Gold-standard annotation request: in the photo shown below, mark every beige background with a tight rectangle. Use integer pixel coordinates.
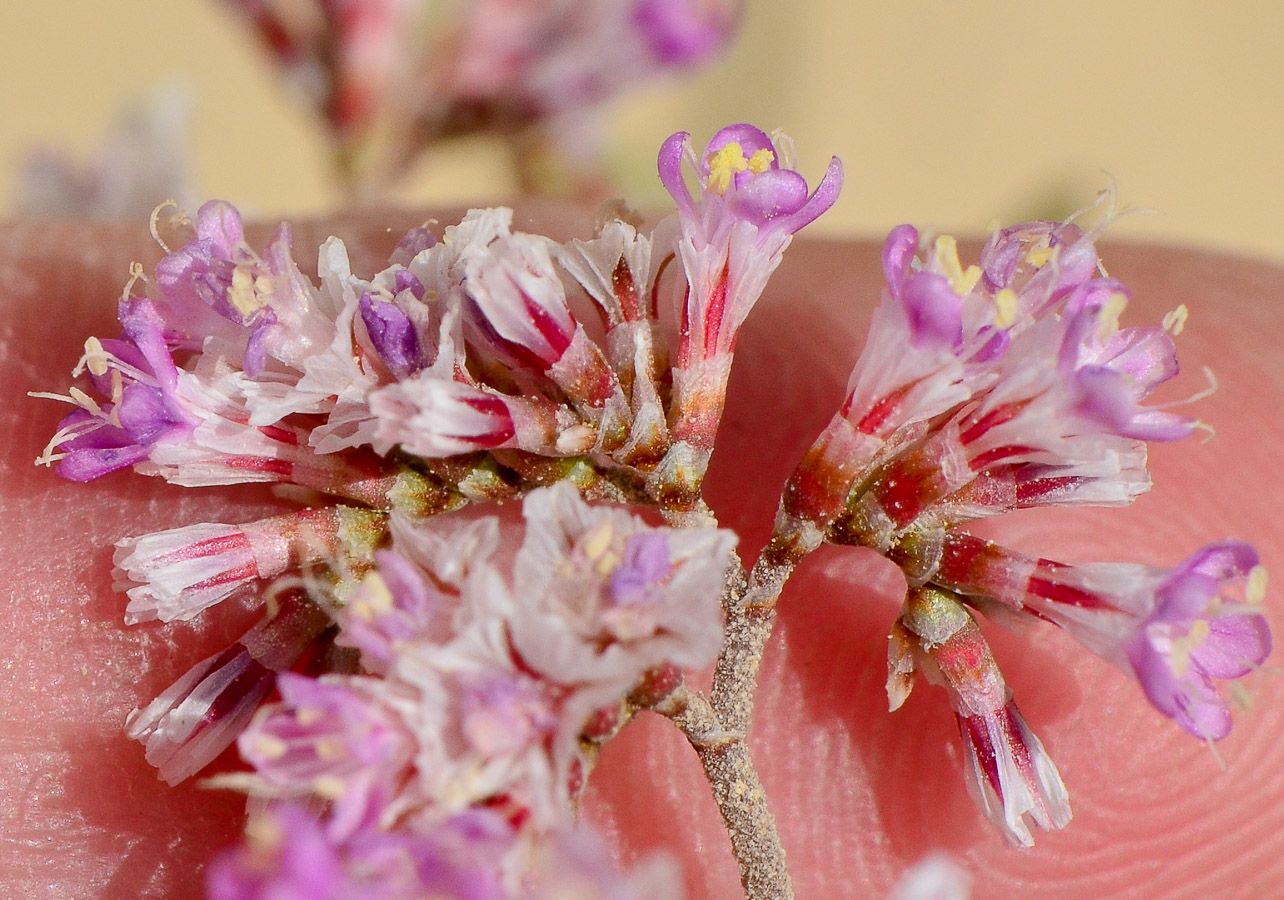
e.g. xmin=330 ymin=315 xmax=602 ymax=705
xmin=2 ymin=1 xmax=1282 ymax=261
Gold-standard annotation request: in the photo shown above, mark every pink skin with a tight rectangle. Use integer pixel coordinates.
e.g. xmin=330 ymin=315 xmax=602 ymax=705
xmin=3 ymin=210 xmax=1282 ymax=899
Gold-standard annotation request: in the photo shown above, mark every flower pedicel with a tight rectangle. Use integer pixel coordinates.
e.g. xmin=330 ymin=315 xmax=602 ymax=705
xmin=36 ymin=125 xmax=1271 ymax=899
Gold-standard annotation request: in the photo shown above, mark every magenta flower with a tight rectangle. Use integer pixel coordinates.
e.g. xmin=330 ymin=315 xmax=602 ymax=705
xmin=240 ymin=673 xmax=416 ymax=839
xmin=932 ymin=532 xmax=1271 ymax=741
xmin=206 ymin=803 xmax=513 ymax=900
xmin=655 ymin=124 xmax=841 ymax=454
xmin=1125 ymin=542 xmax=1271 ymax=740
xmin=658 ymin=123 xmax=842 ymax=241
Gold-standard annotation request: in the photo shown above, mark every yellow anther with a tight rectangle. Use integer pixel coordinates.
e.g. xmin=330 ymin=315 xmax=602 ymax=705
xmin=1188 ymin=618 xmax=1211 ymax=647
xmin=313 ymin=776 xmax=347 ymax=799
xmin=933 ymin=235 xmax=981 ymax=295
xmin=315 ymin=739 xmax=346 ymax=761
xmin=360 ymin=573 xmax=394 ymax=616
xmin=253 ymin=735 xmax=288 ymax=760
xmin=1096 ymin=292 xmax=1129 ymax=343
xmin=245 ymin=813 xmax=285 ymax=853
xmin=68 ymin=387 xmax=101 ymax=417
xmin=1025 ymin=244 xmax=1054 ymax=266
xmin=296 ymin=706 xmax=324 ymax=726
xmin=229 ymin=266 xmax=271 ymax=318
xmin=706 ymin=143 xmax=745 ymax=194
xmin=582 ymin=521 xmax=614 ymax=563
xmin=1169 ymin=619 xmax=1211 ymax=678
xmin=83 ymin=337 xmax=109 ymax=377
xmin=747 ymin=147 xmax=775 ymax=174
xmin=1162 ymin=304 xmax=1189 ymax=336
xmin=994 ymin=288 xmax=1019 ymax=328
xmin=1248 ymin=565 xmax=1268 ymax=605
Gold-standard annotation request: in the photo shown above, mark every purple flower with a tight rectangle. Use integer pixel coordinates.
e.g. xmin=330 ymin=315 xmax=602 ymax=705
xmin=37 ymin=298 xmax=197 ymax=481
xmin=1125 ymin=541 xmax=1271 ymax=740
xmin=206 ymin=804 xmax=512 ymax=900
xmin=511 ymin=482 xmax=732 ymax=682
xmin=339 ymin=552 xmax=447 ymax=671
xmin=240 ymin=673 xmax=415 ymax=839
xmin=632 ymin=0 xmax=738 ymax=65
xmin=608 ymin=533 xmax=672 ymax=606
xmin=154 ymin=200 xmax=252 ymax=326
xmin=655 ymin=125 xmax=841 ymax=450
xmin=931 ymin=532 xmax=1271 ymax=741
xmin=658 ymin=123 xmax=842 ymax=241
xmin=360 ymin=293 xmax=425 ymax=379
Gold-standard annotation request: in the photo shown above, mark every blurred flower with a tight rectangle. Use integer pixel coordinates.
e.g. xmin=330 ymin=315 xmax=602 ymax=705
xmin=217 ymin=0 xmax=743 ymax=196
xmin=14 ymin=84 xmax=195 ymax=219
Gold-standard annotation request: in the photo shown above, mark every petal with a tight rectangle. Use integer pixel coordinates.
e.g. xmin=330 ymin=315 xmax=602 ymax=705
xmin=1193 ymin=613 xmax=1272 ymax=678
xmin=726 ymin=168 xmax=809 ymax=225
xmin=901 ymin=272 xmax=964 ymax=351
xmin=702 ymin=123 xmax=776 ymax=166
xmin=882 ymin=224 xmax=920 ymax=295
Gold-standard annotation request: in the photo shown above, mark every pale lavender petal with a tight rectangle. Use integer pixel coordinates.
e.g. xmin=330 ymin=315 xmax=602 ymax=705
xmin=702 ymin=122 xmax=776 ymax=166
xmin=115 ymin=383 xmax=191 ymax=445
xmin=195 ymin=199 xmax=245 ymax=256
xmin=394 ymin=268 xmax=426 ymax=299
xmin=769 ymin=155 xmax=843 ymax=238
xmin=390 ymin=226 xmax=437 ymax=267
xmin=726 ymin=168 xmax=808 ymax=225
xmin=1192 ymin=613 xmax=1272 ymax=678
xmin=609 ymin=532 xmax=672 ymax=605
xmin=901 ymin=272 xmax=964 ymax=351
xmin=882 ymin=224 xmax=920 ymax=295
xmin=657 ymin=131 xmax=696 ymax=219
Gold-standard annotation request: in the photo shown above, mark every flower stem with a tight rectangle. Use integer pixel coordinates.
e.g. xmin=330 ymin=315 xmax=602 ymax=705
xmin=640 ymin=673 xmax=794 ymax=900
xmin=696 ymin=737 xmax=794 ymax=900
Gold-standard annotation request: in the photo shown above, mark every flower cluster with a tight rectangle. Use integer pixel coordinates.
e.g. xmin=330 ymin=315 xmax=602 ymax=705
xmin=765 ymin=216 xmax=1271 ymax=844
xmin=36 ymin=124 xmax=834 ymax=896
xmin=36 ymin=121 xmax=1270 ymax=897
xmin=195 ymin=481 xmax=728 ymax=897
xmin=219 ymin=0 xmax=742 ymax=192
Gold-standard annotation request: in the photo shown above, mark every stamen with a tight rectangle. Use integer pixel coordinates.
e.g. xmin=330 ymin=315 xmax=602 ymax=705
xmin=1247 ymin=565 xmax=1268 ymax=605
xmin=1162 ymin=304 xmax=1189 ymax=335
xmin=1095 ymin=292 xmax=1129 ymax=343
xmin=253 ymin=735 xmax=288 ymax=760
xmin=933 ymin=235 xmax=981 ymax=295
xmin=706 ymin=142 xmax=749 ymax=194
xmin=994 ymin=289 xmax=1019 ymax=328
xmin=83 ymin=336 xmax=110 ymax=376
xmin=68 ymin=387 xmax=102 ymax=418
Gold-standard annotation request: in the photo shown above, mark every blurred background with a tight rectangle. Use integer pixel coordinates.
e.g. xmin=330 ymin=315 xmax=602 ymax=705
xmin=3 ymin=0 xmax=1282 ymax=261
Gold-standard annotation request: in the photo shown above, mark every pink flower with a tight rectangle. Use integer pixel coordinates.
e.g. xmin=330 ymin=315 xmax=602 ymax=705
xmin=510 ymin=482 xmax=734 ymax=691
xmin=932 ymin=533 xmax=1271 ymax=741
xmin=889 ymin=588 xmax=1070 ymax=846
xmin=114 ymin=506 xmax=385 ymax=623
xmin=127 ymin=591 xmax=330 ymax=784
xmin=239 ymin=673 xmax=416 ymax=839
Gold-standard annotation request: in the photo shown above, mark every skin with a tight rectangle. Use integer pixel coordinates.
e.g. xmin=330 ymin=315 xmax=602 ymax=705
xmin=1 ymin=208 xmax=1282 ymax=900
